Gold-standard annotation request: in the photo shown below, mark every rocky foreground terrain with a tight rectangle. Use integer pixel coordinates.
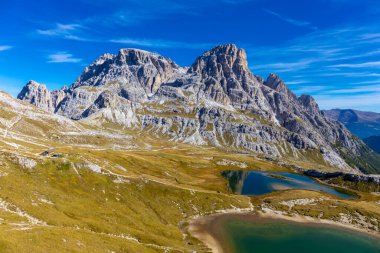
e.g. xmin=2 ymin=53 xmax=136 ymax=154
xmin=18 ymin=44 xmax=380 ymax=174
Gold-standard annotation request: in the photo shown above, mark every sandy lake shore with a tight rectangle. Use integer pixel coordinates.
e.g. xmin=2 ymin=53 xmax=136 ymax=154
xmin=187 ymin=209 xmax=380 ymax=253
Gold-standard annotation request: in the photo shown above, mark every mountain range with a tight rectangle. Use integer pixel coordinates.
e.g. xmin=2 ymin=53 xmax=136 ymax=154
xmin=323 ymin=109 xmax=380 ymax=139
xmin=17 ymin=44 xmax=380 ymax=174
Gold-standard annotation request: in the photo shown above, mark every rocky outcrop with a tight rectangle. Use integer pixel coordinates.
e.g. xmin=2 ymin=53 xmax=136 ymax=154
xmin=304 ymin=170 xmax=380 ymax=185
xmin=17 ymin=81 xmax=67 ymax=112
xmin=17 ymin=44 xmax=380 ymax=174
xmin=71 ymin=49 xmax=181 ymax=94
xmin=186 ymin=44 xmax=272 ymax=114
xmin=17 ymin=81 xmax=52 ymax=111
xmin=50 ymin=48 xmax=183 ymax=119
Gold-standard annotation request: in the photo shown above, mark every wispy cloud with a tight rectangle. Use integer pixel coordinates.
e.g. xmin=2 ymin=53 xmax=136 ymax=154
xmin=36 ymin=23 xmax=90 ymax=41
xmin=292 ymin=85 xmax=328 ymax=94
xmin=251 ymin=59 xmax=315 ymax=72
xmin=329 ymin=61 xmax=380 ymax=69
xmin=360 ymin=32 xmax=380 ymax=39
xmin=324 ymin=84 xmax=380 ymax=94
xmin=83 ymin=0 xmax=192 ymax=27
xmin=284 ymin=80 xmax=311 ymax=85
xmin=244 ymin=22 xmax=380 ymax=111
xmin=263 ymin=8 xmax=317 ymax=30
xmin=0 ymin=45 xmax=12 ymax=51
xmin=247 ymin=23 xmax=380 ymax=80
xmin=319 ymin=72 xmax=380 ymax=77
xmin=110 ymin=37 xmax=214 ymax=49
xmin=47 ymin=52 xmax=82 ymax=63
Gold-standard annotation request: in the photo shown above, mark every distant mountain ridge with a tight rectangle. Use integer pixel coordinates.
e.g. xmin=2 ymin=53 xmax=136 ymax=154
xmin=17 ymin=44 xmax=380 ymax=174
xmin=323 ymin=109 xmax=380 ymax=139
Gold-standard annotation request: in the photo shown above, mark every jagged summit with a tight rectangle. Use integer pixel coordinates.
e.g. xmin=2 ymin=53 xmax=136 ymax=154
xmin=116 ymin=48 xmax=178 ymax=66
xmin=298 ymin=94 xmax=320 ymax=115
xmin=17 ymin=80 xmax=68 ymax=113
xmin=16 ymin=44 xmax=380 ymax=174
xmin=70 ymin=47 xmax=180 ymax=93
xmin=189 ymin=44 xmax=249 ymax=77
xmin=200 ymin=44 xmax=245 ymax=57
xmin=182 ymin=44 xmax=268 ymax=110
xmin=264 ymin=73 xmax=296 ymax=100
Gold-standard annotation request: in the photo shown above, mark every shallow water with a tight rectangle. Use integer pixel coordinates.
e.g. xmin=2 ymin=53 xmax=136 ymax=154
xmin=221 ymin=218 xmax=380 ymax=253
xmin=222 ymin=171 xmax=354 ymax=199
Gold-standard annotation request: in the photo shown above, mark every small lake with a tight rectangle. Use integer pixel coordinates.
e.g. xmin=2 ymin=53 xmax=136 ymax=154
xmin=221 ymin=217 xmax=380 ymax=253
xmin=222 ymin=171 xmax=354 ymax=199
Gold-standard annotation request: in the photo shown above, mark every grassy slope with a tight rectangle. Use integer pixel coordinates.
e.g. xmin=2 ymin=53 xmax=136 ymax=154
xmin=337 ymin=143 xmax=380 ymax=174
xmin=0 ymin=92 xmax=380 ymax=252
xmin=0 ymin=142 xmax=283 ymax=252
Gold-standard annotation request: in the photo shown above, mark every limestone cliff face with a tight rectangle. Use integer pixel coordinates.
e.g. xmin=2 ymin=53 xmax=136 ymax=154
xmin=17 ymin=44 xmax=378 ymax=173
xmin=186 ymin=44 xmax=272 ymax=114
xmin=17 ymin=81 xmax=67 ymax=112
xmin=51 ymin=48 xmax=182 ymax=119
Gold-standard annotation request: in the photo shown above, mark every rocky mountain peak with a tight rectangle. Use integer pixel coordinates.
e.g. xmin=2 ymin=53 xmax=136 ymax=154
xmin=264 ymin=73 xmax=286 ymax=91
xmin=182 ymin=44 xmax=268 ymax=108
xmin=298 ymin=94 xmax=320 ymax=115
xmin=17 ymin=80 xmax=53 ymax=111
xmin=207 ymin=43 xmax=247 ymax=60
xmin=189 ymin=44 xmax=249 ymax=78
xmin=25 ymin=80 xmax=41 ymax=87
xmin=71 ymin=48 xmax=180 ymax=96
xmin=264 ymin=73 xmax=297 ymax=100
xmin=94 ymin=53 xmax=115 ymax=65
xmin=16 ymin=45 xmax=380 ymax=174
xmin=116 ymin=48 xmax=177 ymax=67
xmin=17 ymin=80 xmax=67 ymax=112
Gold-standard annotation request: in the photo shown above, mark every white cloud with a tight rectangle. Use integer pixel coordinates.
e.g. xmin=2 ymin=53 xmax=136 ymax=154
xmin=82 ymin=0 xmax=192 ymax=27
xmin=292 ymin=85 xmax=328 ymax=94
xmin=360 ymin=33 xmax=380 ymax=39
xmin=251 ymin=59 xmax=315 ymax=72
xmin=324 ymin=84 xmax=380 ymax=94
xmin=47 ymin=52 xmax=82 ymax=63
xmin=263 ymin=8 xmax=317 ymax=30
xmin=37 ymin=23 xmax=80 ymax=35
xmin=319 ymin=72 xmax=380 ymax=77
xmin=36 ymin=23 xmax=89 ymax=41
xmin=110 ymin=37 xmax=214 ymax=49
xmin=0 ymin=45 xmax=12 ymax=51
xmin=284 ymin=80 xmax=311 ymax=85
xmin=329 ymin=61 xmax=380 ymax=69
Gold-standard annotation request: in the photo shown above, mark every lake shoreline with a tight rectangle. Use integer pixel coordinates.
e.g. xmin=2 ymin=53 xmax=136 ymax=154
xmin=187 ymin=209 xmax=380 ymax=253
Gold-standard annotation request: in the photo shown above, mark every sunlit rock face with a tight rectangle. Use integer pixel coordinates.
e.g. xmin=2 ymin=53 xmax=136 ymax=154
xmin=17 ymin=80 xmax=67 ymax=112
xmin=18 ymin=44 xmax=378 ymax=173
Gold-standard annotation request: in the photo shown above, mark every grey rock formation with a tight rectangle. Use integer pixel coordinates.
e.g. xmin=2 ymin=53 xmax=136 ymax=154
xmin=304 ymin=170 xmax=380 ymax=185
xmin=52 ymin=48 xmax=183 ymax=119
xmin=17 ymin=80 xmax=67 ymax=112
xmin=17 ymin=44 xmax=380 ymax=174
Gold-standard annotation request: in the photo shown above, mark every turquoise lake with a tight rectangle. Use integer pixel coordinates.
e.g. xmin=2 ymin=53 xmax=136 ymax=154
xmin=222 ymin=171 xmax=354 ymax=199
xmin=221 ymin=218 xmax=380 ymax=253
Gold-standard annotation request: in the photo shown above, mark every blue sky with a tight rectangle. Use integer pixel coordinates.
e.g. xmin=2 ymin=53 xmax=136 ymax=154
xmin=1 ymin=0 xmax=380 ymax=112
